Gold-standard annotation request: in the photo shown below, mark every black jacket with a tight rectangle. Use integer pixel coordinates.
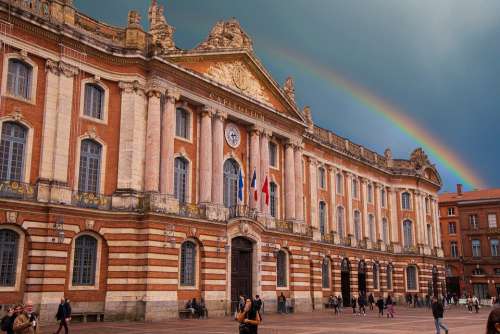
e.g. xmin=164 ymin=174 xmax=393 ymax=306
xmin=1 ymin=314 xmax=16 ymax=334
xmin=431 ymin=301 xmax=444 ymax=319
xmin=56 ymin=303 xmax=70 ymax=320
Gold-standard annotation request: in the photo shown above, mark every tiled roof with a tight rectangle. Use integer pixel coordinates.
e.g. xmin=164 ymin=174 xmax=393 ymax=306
xmin=439 ymin=188 xmax=500 ymax=203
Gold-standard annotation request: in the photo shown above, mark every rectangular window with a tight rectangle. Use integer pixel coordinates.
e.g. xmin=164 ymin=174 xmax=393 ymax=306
xmin=450 ymin=241 xmax=458 ymax=258
xmin=495 ymin=268 xmax=500 ymax=275
xmin=425 ymin=198 xmax=430 ymax=214
xmin=472 ymin=239 xmax=481 ymax=257
xmin=448 ymin=222 xmax=456 ymax=234
xmin=269 ymin=142 xmax=278 ymax=168
xmin=318 ymin=167 xmax=326 ymax=189
xmin=469 ymin=214 xmax=479 ymax=229
xmin=488 ymin=214 xmax=497 ymax=228
xmin=381 ymin=188 xmax=386 ymax=208
xmin=447 ymin=207 xmax=455 ymax=216
xmin=367 ymin=184 xmax=373 ymax=203
xmin=491 ymin=239 xmax=499 ymax=257
xmin=352 ymin=179 xmax=358 ymax=198
xmin=336 ymin=174 xmax=343 ymax=194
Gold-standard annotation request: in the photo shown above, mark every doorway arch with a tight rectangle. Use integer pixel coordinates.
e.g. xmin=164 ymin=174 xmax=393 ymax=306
xmin=341 ymin=258 xmax=351 ymax=306
xmin=231 ymin=237 xmax=253 ymax=311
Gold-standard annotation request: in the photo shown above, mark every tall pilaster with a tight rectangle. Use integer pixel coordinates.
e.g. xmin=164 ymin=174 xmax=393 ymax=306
xmin=361 ymin=178 xmax=369 ymax=239
xmin=346 ymin=172 xmax=354 ymax=236
xmin=144 ymin=86 xmax=162 ymax=192
xmin=199 ymin=106 xmax=214 ymax=203
xmin=431 ymin=197 xmax=441 ymax=248
xmin=259 ymin=129 xmax=271 ymax=214
xmin=249 ymin=126 xmax=261 ymax=210
xmin=308 ymin=157 xmax=318 ymax=228
xmin=212 ymin=110 xmax=227 ymax=205
xmin=375 ymin=183 xmax=382 ymax=240
xmin=294 ymin=143 xmax=304 ymax=221
xmin=327 ymin=166 xmax=337 ymax=232
xmin=284 ymin=141 xmax=296 ymax=220
xmin=160 ymin=89 xmax=180 ymax=195
xmin=388 ymin=187 xmax=399 ymax=243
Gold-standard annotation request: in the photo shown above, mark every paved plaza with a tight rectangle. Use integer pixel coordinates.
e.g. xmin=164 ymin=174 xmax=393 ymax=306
xmin=41 ymin=306 xmax=489 ymax=334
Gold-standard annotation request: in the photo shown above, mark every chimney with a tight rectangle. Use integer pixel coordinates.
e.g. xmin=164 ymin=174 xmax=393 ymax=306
xmin=456 ymin=184 xmax=463 ymax=196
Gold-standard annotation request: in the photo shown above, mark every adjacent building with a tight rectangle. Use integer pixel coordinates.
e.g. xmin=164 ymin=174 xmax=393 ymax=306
xmin=0 ymin=0 xmax=444 ymax=321
xmin=440 ymin=185 xmax=500 ymax=299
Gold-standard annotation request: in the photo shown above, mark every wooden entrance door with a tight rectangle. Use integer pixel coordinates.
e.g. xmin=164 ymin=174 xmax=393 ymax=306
xmin=231 ymin=237 xmax=253 ymax=311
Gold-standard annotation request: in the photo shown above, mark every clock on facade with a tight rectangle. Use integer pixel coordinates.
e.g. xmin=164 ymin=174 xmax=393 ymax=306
xmin=225 ymin=123 xmax=241 ymax=148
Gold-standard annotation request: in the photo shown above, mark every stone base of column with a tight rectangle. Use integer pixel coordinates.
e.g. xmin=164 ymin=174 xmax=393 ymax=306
xmin=201 ymin=203 xmax=228 ymax=222
xmin=312 ymin=291 xmax=323 ymax=310
xmin=112 ymin=190 xmax=143 ymax=211
xmin=312 ymin=228 xmax=322 ymax=242
xmin=422 ymin=245 xmax=432 ymax=256
xmin=144 ymin=193 xmax=179 ymax=214
xmin=37 ymin=181 xmax=72 ymax=205
xmin=292 ymin=221 xmax=307 ymax=234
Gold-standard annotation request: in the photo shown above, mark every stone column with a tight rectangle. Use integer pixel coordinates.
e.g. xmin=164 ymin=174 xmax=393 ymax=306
xmin=160 ymin=89 xmax=180 ymax=195
xmin=199 ymin=106 xmax=214 ymax=203
xmin=432 ymin=197 xmax=441 ymax=247
xmin=361 ymin=178 xmax=369 ymax=239
xmin=328 ymin=166 xmax=337 ymax=233
xmin=388 ymin=187 xmax=399 ymax=243
xmin=308 ymin=157 xmax=318 ymax=228
xmin=144 ymin=87 xmax=162 ymax=192
xmin=212 ymin=110 xmax=227 ymax=205
xmin=284 ymin=141 xmax=296 ymax=220
xmin=259 ymin=129 xmax=271 ymax=214
xmin=346 ymin=172 xmax=354 ymax=236
xmin=294 ymin=144 xmax=304 ymax=221
xmin=249 ymin=126 xmax=261 ymax=210
xmin=375 ymin=183 xmax=382 ymax=240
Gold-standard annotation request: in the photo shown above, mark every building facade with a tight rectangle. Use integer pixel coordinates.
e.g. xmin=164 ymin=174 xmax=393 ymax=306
xmin=440 ymin=185 xmax=500 ymax=299
xmin=0 ymin=0 xmax=444 ymax=321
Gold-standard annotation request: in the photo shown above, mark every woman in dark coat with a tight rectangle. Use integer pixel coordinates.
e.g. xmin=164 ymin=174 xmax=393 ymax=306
xmin=236 ymin=298 xmax=261 ymax=334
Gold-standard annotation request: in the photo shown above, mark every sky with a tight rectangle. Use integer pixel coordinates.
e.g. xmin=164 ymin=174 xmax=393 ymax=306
xmin=74 ymin=0 xmax=500 ymax=193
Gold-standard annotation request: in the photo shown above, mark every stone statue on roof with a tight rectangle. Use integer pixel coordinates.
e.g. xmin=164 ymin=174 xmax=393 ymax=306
xmin=283 ymin=76 xmax=296 ymax=103
xmin=196 ymin=18 xmax=253 ymax=51
xmin=148 ymin=0 xmax=176 ymax=53
xmin=410 ymin=147 xmax=430 ymax=170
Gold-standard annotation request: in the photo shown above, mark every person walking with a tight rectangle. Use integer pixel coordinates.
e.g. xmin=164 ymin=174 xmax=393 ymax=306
xmin=333 ymin=296 xmax=339 ymax=316
xmin=431 ymin=296 xmax=449 ymax=334
xmin=54 ymin=298 xmax=71 ymax=334
xmin=236 ymin=298 xmax=261 ymax=334
xmin=368 ymin=293 xmax=375 ymax=311
xmin=376 ymin=296 xmax=385 ymax=317
xmin=467 ymin=295 xmax=473 ymax=313
xmin=199 ymin=298 xmax=208 ymax=319
xmin=1 ymin=306 xmax=16 ymax=334
xmin=386 ymin=295 xmax=395 ymax=318
xmin=13 ymin=301 xmax=39 ymax=334
xmin=278 ymin=293 xmax=286 ymax=314
xmin=351 ymin=296 xmax=357 ymax=315
xmin=358 ymin=294 xmax=366 ymax=316
xmin=487 ymin=307 xmax=500 ymax=334
xmin=472 ymin=295 xmax=480 ymax=313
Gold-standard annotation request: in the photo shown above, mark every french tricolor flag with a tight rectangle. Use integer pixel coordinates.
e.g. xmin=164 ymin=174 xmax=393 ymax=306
xmin=251 ymin=168 xmax=258 ymax=201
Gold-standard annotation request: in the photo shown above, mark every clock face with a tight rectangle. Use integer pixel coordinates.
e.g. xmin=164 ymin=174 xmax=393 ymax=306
xmin=225 ymin=124 xmax=241 ymax=148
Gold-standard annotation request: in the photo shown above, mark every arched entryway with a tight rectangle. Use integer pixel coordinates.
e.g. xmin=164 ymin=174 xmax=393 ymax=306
xmin=341 ymin=258 xmax=351 ymax=306
xmin=432 ymin=266 xmax=439 ymax=297
xmin=358 ymin=260 xmax=367 ymax=296
xmin=231 ymin=237 xmax=253 ymax=311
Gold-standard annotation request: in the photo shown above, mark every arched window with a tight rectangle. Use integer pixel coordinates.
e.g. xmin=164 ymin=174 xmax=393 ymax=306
xmin=269 ymin=142 xmax=278 ymax=168
xmin=270 ymin=182 xmax=277 ymax=218
xmin=0 ymin=229 xmax=19 ymax=286
xmin=72 ymin=235 xmax=98 ymax=286
xmin=403 ymin=220 xmax=413 ymax=248
xmin=337 ymin=206 xmax=345 ymax=238
xmin=84 ymin=83 xmax=104 ymax=119
xmin=386 ymin=264 xmax=393 ymax=290
xmin=406 ymin=265 xmax=418 ymax=291
xmin=382 ymin=218 xmax=389 ymax=245
xmin=7 ymin=59 xmax=32 ymax=99
xmin=401 ymin=192 xmax=411 ymax=210
xmin=352 ymin=178 xmax=358 ymax=198
xmin=354 ymin=210 xmax=361 ymax=241
xmin=0 ymin=122 xmax=27 ymax=182
xmin=322 ymin=258 xmax=330 ymax=289
xmin=276 ymin=250 xmax=287 ymax=287
xmin=318 ymin=167 xmax=326 ymax=188
xmin=78 ymin=140 xmax=102 ymax=194
xmin=319 ymin=201 xmax=326 ymax=235
xmin=223 ymin=159 xmax=239 ymax=208
xmin=336 ymin=173 xmax=343 ymax=194
xmin=367 ymin=183 xmax=373 ymax=203
xmin=175 ymin=107 xmax=190 ymax=139
xmin=180 ymin=241 xmax=196 ymax=286
xmin=174 ymin=157 xmax=188 ymax=203
xmin=373 ymin=262 xmax=379 ymax=290
xmin=368 ymin=214 xmax=375 ymax=242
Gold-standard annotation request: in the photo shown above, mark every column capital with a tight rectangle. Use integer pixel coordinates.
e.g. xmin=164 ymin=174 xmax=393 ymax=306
xmin=166 ymin=88 xmax=181 ymax=102
xmin=261 ymin=128 xmax=273 ymax=139
xmin=119 ymin=80 xmax=146 ymax=94
xmin=46 ymin=59 xmax=78 ymax=77
xmin=214 ymin=110 xmax=228 ymax=121
xmin=249 ymin=125 xmax=263 ymax=136
xmin=201 ymin=105 xmax=216 ymax=118
xmin=307 ymin=156 xmax=317 ymax=166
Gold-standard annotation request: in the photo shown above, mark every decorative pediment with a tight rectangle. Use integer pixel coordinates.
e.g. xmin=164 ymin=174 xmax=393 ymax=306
xmin=196 ymin=18 xmax=253 ymax=51
xmin=410 ymin=148 xmax=430 ymax=170
xmin=206 ymin=60 xmax=270 ymax=105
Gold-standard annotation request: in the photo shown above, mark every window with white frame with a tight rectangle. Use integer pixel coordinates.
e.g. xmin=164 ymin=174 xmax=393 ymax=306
xmin=447 ymin=207 xmax=455 ymax=216
xmin=319 ymin=201 xmax=326 ymax=235
xmin=450 ymin=241 xmax=458 ymax=258
xmin=337 ymin=206 xmax=345 ymax=238
xmin=0 ymin=229 xmax=19 ymax=286
xmin=406 ymin=265 xmax=418 ymax=291
xmin=488 ymin=214 xmax=497 ymax=228
xmin=78 ymin=139 xmax=102 ymax=194
xmin=270 ymin=182 xmax=277 ymax=218
xmin=368 ymin=214 xmax=375 ymax=242
xmin=175 ymin=107 xmax=190 ymax=139
xmin=401 ymin=192 xmax=411 ymax=210
xmin=322 ymin=258 xmax=330 ymax=289
xmin=469 ymin=214 xmax=479 ymax=229
xmin=318 ymin=167 xmax=326 ymax=189
xmin=7 ymin=59 xmax=32 ymax=100
xmin=472 ymin=239 xmax=481 ymax=257
xmin=269 ymin=142 xmax=278 ymax=168
xmin=448 ymin=222 xmax=457 ymax=234
xmin=83 ymin=83 xmax=104 ymax=120
xmin=72 ymin=235 xmax=98 ymax=286
xmin=491 ymin=239 xmax=499 ymax=257
xmin=180 ymin=241 xmax=196 ymax=286
xmin=403 ymin=219 xmax=413 ymax=248
xmin=276 ymin=250 xmax=287 ymax=287
xmin=0 ymin=122 xmax=27 ymax=182
xmin=352 ymin=178 xmax=358 ymax=198
xmin=336 ymin=173 xmax=343 ymax=194
xmin=354 ymin=210 xmax=361 ymax=241
xmin=367 ymin=183 xmax=373 ymax=203
xmin=174 ymin=157 xmax=189 ymax=203
xmin=381 ymin=188 xmax=386 ymax=207
xmin=223 ymin=159 xmax=239 ymax=208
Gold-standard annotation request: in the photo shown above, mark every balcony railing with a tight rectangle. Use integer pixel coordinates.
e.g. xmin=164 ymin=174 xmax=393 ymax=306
xmin=402 ymin=246 xmax=419 ymax=254
xmin=72 ymin=191 xmax=112 ymax=210
xmin=0 ymin=180 xmax=36 ymax=201
xmin=227 ymin=204 xmax=258 ymax=221
xmin=321 ymin=232 xmax=335 ymax=245
xmin=178 ymin=202 xmax=204 ymax=219
xmin=338 ymin=237 xmax=351 ymax=247
xmin=274 ymin=220 xmax=294 ymax=234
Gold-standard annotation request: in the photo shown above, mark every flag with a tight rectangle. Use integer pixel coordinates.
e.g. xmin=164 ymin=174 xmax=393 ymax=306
xmin=237 ymin=169 xmax=244 ymax=203
xmin=261 ymin=175 xmax=269 ymax=206
xmin=251 ymin=168 xmax=258 ymax=201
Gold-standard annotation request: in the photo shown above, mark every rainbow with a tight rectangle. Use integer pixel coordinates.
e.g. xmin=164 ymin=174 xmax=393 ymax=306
xmin=263 ymin=45 xmax=485 ymax=190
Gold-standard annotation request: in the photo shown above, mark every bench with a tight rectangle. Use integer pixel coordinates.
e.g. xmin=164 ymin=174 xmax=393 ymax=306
xmin=179 ymin=309 xmax=197 ymax=319
xmin=71 ymin=312 xmax=104 ymax=323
